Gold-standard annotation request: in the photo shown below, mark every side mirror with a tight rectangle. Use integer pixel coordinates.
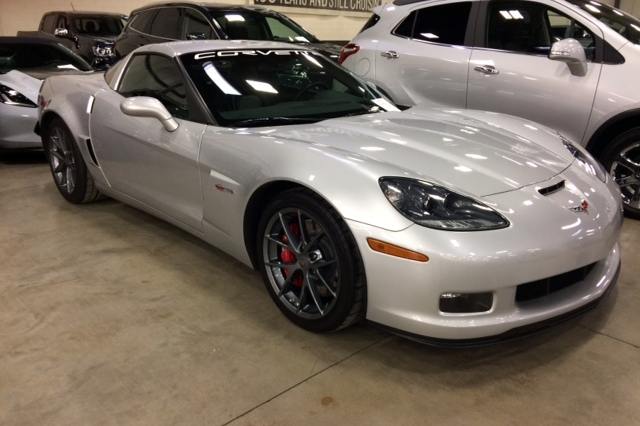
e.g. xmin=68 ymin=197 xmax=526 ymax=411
xmin=549 ymin=38 xmax=587 ymax=77
xmin=54 ymin=28 xmax=70 ymax=38
xmin=120 ymin=97 xmax=179 ymax=132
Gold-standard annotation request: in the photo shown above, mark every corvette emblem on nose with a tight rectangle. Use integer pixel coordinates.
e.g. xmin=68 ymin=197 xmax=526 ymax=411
xmin=569 ymin=200 xmax=589 ymax=214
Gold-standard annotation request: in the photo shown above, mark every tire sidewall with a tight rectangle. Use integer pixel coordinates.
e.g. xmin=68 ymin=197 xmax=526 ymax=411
xmin=257 ymin=190 xmax=360 ymax=332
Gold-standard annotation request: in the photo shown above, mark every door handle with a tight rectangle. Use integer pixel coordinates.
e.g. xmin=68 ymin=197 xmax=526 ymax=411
xmin=474 ymin=65 xmax=500 ymax=75
xmin=381 ymin=51 xmax=399 ymax=59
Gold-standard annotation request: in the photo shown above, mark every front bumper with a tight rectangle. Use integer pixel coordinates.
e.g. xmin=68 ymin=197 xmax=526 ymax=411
xmin=347 ymin=161 xmax=624 ymax=343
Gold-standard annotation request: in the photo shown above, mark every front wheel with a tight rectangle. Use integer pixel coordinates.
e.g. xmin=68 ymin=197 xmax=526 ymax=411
xmin=43 ymin=117 xmax=101 ymax=204
xmin=257 ymin=189 xmax=365 ymax=332
xmin=601 ymin=128 xmax=640 ymax=219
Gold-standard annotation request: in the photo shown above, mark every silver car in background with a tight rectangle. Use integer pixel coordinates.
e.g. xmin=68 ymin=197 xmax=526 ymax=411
xmin=340 ymin=0 xmax=640 ymax=218
xmin=38 ymin=40 xmax=622 ymax=345
xmin=0 ymin=37 xmax=93 ymax=149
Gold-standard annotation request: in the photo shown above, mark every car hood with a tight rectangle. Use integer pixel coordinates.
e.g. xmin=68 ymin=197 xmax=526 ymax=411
xmin=0 ymin=70 xmax=41 ymax=103
xmin=82 ymin=35 xmax=117 ymax=44
xmin=263 ymin=108 xmax=573 ymax=197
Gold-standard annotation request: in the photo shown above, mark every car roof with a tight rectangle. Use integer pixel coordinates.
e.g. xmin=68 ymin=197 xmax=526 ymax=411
xmin=131 ymin=1 xmax=271 ymax=13
xmin=43 ymin=10 xmax=127 ymax=17
xmin=134 ymin=39 xmax=313 ymax=57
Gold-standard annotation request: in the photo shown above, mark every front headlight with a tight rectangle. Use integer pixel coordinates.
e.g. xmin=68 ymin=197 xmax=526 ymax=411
xmin=92 ymin=45 xmax=114 ymax=58
xmin=380 ymin=177 xmax=509 ymax=231
xmin=560 ymin=134 xmax=607 ymax=182
xmin=0 ymin=84 xmax=36 ymax=107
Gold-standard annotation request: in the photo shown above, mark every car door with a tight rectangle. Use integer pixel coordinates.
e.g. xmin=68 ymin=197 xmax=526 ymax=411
xmin=467 ymin=0 xmax=603 ymax=144
xmin=373 ymin=1 xmax=476 ymax=108
xmin=89 ymin=53 xmax=206 ymax=232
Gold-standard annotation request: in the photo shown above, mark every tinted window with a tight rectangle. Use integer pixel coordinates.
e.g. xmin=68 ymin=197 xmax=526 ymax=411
xmin=129 ymin=10 xmax=156 ymax=33
xmin=393 ymin=3 xmax=471 ymax=45
xmin=566 ymin=0 xmax=640 ymax=44
xmin=209 ymin=11 xmax=317 ymax=42
xmin=42 ymin=14 xmax=57 ymax=33
xmin=0 ymin=42 xmax=92 ymax=72
xmin=183 ymin=9 xmax=217 ymax=40
xmin=486 ymin=1 xmax=595 ymax=59
xmin=118 ymin=54 xmax=189 ymax=119
xmin=148 ymin=8 xmax=181 ymax=39
xmin=74 ymin=16 xmax=125 ymax=36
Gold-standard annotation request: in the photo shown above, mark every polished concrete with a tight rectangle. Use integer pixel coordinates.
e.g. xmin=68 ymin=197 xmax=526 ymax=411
xmin=1 ymin=150 xmax=639 ymax=426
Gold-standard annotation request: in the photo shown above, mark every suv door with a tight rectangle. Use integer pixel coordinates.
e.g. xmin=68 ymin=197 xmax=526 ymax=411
xmin=373 ymin=1 xmax=476 ymax=108
xmin=467 ymin=0 xmax=603 ymax=143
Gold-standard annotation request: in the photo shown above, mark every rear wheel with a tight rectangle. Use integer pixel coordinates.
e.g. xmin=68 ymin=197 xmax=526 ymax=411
xmin=601 ymin=128 xmax=640 ymax=219
xmin=43 ymin=118 xmax=101 ymax=204
xmin=257 ymin=189 xmax=365 ymax=332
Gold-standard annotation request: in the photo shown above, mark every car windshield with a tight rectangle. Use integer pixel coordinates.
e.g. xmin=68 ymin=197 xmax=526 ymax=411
xmin=74 ymin=16 xmax=127 ymax=37
xmin=567 ymin=0 xmax=640 ymax=44
xmin=208 ymin=10 xmax=319 ymax=43
xmin=180 ymin=48 xmax=396 ymax=127
xmin=0 ymin=42 xmax=93 ymax=73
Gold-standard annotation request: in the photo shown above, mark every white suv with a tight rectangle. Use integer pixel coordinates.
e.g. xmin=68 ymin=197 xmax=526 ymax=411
xmin=340 ymin=0 xmax=640 ymax=217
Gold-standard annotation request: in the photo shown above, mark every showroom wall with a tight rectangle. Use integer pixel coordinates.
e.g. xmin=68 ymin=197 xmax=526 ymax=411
xmin=0 ymin=0 xmax=376 ymax=41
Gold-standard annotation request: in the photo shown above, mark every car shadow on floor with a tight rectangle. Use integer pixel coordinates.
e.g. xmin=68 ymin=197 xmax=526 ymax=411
xmin=0 ymin=149 xmax=46 ymax=165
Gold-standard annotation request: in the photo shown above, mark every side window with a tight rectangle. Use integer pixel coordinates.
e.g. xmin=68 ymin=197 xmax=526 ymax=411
xmin=183 ymin=9 xmax=217 ymax=40
xmin=486 ymin=2 xmax=595 ymax=59
xmin=148 ymin=8 xmax=181 ymax=39
xmin=393 ymin=3 xmax=471 ymax=46
xmin=56 ymin=16 xmax=69 ymax=31
xmin=41 ymin=14 xmax=57 ymax=33
xmin=265 ymin=16 xmax=307 ymax=42
xmin=118 ymin=54 xmax=189 ymax=120
xmin=129 ymin=10 xmax=156 ymax=33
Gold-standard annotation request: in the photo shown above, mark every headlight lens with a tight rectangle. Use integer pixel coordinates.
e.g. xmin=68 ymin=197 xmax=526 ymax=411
xmin=380 ymin=178 xmax=509 ymax=231
xmin=92 ymin=45 xmax=114 ymax=57
xmin=0 ymin=84 xmax=36 ymax=107
xmin=560 ymin=135 xmax=606 ymax=182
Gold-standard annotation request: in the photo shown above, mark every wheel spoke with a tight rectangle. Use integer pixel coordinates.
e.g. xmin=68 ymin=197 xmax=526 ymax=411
xmin=296 ymin=210 xmax=309 ymax=247
xmin=51 ymin=149 xmax=65 ymax=162
xmin=265 ymin=234 xmax=290 ymax=250
xmin=279 ymin=212 xmax=301 ymax=253
xmin=66 ymin=166 xmax=75 ymax=193
xmin=314 ymin=269 xmax=337 ymax=298
xmin=53 ymin=162 xmax=66 ymax=174
xmin=615 ymin=152 xmax=640 ymax=174
xmin=304 ymin=276 xmax=326 ymax=316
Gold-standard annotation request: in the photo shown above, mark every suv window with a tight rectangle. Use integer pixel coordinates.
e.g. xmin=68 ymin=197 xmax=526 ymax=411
xmin=41 ymin=14 xmax=57 ymax=33
xmin=149 ymin=8 xmax=181 ymax=39
xmin=118 ymin=54 xmax=189 ymax=119
xmin=183 ymin=8 xmax=217 ymax=39
xmin=129 ymin=10 xmax=156 ymax=33
xmin=393 ymin=2 xmax=472 ymax=45
xmin=486 ymin=1 xmax=595 ymax=59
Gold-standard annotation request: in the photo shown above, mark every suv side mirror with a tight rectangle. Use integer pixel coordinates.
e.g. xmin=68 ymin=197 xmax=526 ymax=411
xmin=120 ymin=97 xmax=179 ymax=132
xmin=549 ymin=38 xmax=587 ymax=77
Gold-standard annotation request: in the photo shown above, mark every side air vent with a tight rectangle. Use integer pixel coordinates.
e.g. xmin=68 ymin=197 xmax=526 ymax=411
xmin=85 ymin=138 xmax=100 ymax=167
xmin=538 ymin=180 xmax=565 ymax=196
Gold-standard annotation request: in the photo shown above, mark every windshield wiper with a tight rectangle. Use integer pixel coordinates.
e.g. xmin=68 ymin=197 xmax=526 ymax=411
xmin=230 ymin=116 xmax=321 ymax=127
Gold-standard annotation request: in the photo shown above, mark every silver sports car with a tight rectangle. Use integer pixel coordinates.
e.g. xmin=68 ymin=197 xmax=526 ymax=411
xmin=0 ymin=37 xmax=93 ymax=149
xmin=38 ymin=40 xmax=623 ymax=345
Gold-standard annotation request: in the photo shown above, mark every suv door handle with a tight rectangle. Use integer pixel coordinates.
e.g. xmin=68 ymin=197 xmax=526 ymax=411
xmin=381 ymin=51 xmax=399 ymax=59
xmin=474 ymin=65 xmax=500 ymax=75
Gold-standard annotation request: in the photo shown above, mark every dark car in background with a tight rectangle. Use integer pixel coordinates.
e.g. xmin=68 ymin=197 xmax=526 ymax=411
xmin=114 ymin=2 xmax=341 ymax=61
xmin=17 ymin=11 xmax=127 ymax=70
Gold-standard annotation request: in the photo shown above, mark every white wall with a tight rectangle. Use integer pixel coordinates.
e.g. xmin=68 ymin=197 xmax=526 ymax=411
xmin=1 ymin=0 xmax=639 ymax=40
xmin=0 ymin=0 xmax=371 ymax=41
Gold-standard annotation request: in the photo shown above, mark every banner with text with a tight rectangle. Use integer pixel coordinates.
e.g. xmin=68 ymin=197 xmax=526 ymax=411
xmin=253 ymin=0 xmax=381 ymax=13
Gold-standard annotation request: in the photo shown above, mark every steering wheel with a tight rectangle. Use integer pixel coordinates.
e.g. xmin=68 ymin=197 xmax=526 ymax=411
xmin=294 ymin=81 xmax=330 ymax=101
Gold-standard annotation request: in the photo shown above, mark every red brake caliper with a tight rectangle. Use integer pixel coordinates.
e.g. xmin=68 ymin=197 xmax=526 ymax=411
xmin=281 ymin=222 xmax=303 ymax=288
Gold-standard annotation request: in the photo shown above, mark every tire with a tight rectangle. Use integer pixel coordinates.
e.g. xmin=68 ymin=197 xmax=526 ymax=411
xmin=43 ymin=118 xmax=101 ymax=204
xmin=257 ymin=188 xmax=366 ymax=332
xmin=601 ymin=128 xmax=640 ymax=219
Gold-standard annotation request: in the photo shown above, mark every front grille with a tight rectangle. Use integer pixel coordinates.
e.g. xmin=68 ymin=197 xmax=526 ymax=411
xmin=516 ymin=263 xmax=597 ymax=302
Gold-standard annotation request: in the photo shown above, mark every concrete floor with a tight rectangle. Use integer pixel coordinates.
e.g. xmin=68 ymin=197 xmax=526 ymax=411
xmin=1 ymin=150 xmax=639 ymax=426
